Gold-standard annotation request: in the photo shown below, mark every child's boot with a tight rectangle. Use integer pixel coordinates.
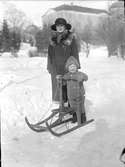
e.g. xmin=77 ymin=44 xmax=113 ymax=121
xmin=81 ymin=113 xmax=86 ymax=124
xmin=72 ymin=112 xmax=77 ymax=123
xmin=76 ymin=111 xmax=82 ymax=126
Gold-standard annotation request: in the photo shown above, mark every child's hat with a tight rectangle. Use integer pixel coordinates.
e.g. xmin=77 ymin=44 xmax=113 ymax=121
xmin=65 ymin=56 xmax=80 ymax=70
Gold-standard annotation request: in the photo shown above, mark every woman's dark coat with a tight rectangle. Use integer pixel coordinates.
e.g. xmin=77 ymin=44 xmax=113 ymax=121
xmin=47 ymin=31 xmax=80 ymax=101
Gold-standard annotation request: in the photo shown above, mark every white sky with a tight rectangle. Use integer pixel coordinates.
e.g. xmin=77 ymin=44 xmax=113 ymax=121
xmin=0 ymin=0 xmax=115 ymax=26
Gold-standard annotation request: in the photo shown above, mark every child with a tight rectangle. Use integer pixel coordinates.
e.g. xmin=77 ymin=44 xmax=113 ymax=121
xmin=63 ymin=56 xmax=88 ymax=125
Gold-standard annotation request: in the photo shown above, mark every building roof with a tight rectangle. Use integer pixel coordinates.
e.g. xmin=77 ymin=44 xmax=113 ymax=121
xmin=53 ymin=4 xmax=108 ymax=14
xmin=110 ymin=1 xmax=124 ymax=9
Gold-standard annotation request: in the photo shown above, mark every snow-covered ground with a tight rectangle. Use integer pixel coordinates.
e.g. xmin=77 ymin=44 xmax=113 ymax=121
xmin=1 ymin=47 xmax=125 ymax=167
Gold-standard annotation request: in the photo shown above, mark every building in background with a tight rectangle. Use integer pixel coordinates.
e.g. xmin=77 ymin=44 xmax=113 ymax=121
xmin=42 ymin=4 xmax=108 ymax=33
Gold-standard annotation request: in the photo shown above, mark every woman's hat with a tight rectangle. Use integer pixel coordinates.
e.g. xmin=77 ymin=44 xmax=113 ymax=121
xmin=51 ymin=18 xmax=72 ymax=31
xmin=65 ymin=56 xmax=80 ymax=70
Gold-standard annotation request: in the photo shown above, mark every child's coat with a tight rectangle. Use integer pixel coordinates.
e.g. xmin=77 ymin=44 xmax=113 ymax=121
xmin=63 ymin=71 xmax=88 ymax=113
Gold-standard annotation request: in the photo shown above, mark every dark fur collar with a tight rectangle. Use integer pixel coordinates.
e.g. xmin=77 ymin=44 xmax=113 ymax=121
xmin=49 ymin=31 xmax=74 ymax=46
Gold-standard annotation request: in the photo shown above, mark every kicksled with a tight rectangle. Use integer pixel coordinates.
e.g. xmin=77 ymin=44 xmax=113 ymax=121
xmin=25 ymin=76 xmax=94 ymax=137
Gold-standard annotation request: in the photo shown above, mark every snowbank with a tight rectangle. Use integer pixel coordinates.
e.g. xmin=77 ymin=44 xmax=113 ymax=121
xmin=0 ymin=57 xmax=46 ymax=70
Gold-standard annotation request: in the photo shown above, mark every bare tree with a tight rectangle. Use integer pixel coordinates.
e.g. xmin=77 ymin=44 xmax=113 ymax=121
xmin=79 ymin=20 xmax=92 ymax=57
xmin=1 ymin=20 xmax=11 ymax=52
xmin=4 ymin=2 xmax=32 ymax=34
xmin=96 ymin=16 xmax=121 ymax=57
xmin=108 ymin=0 xmax=125 ymax=59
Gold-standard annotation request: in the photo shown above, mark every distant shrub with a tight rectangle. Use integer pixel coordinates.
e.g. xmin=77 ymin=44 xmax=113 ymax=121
xmin=35 ymin=24 xmax=50 ymax=52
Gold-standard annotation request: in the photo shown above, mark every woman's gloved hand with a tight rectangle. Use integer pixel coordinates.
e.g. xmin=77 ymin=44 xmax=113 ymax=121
xmin=56 ymin=75 xmax=63 ymax=83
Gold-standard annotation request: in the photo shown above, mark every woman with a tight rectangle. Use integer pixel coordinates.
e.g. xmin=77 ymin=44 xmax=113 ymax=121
xmin=47 ymin=18 xmax=80 ymax=103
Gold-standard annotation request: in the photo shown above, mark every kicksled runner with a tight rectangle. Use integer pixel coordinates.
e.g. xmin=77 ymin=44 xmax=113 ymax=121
xmin=25 ymin=76 xmax=94 ymax=137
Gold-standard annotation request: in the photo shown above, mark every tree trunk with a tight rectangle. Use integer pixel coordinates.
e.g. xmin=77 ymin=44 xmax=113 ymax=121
xmin=120 ymin=44 xmax=125 ymax=60
xmin=86 ymin=43 xmax=90 ymax=58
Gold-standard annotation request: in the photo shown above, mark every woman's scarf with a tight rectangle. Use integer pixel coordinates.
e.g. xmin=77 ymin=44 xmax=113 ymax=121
xmin=50 ymin=30 xmax=74 ymax=46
